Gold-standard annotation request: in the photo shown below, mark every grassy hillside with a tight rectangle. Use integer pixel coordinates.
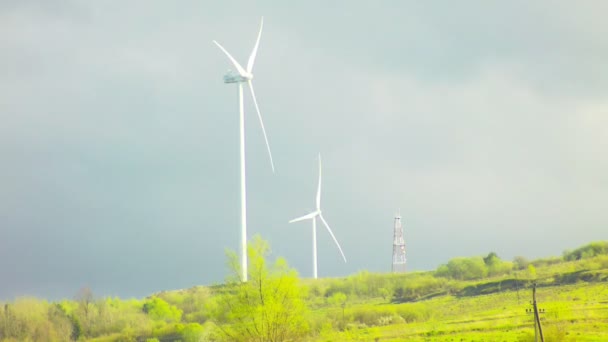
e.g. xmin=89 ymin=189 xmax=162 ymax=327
xmin=1 ymin=240 xmax=607 ymax=341
xmin=315 ymin=282 xmax=608 ymax=341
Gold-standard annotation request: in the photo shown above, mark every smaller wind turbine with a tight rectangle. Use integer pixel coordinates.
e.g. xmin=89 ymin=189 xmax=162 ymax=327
xmin=289 ymin=154 xmax=347 ymax=279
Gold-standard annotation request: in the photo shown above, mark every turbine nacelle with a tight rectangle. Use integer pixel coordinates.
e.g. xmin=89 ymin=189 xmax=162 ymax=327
xmin=223 ymin=71 xmax=252 ymax=84
xmin=213 ymin=17 xmax=262 ymax=84
xmin=213 ymin=17 xmax=275 ymax=173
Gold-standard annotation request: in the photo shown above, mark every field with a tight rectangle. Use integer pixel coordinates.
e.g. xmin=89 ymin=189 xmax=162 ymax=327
xmin=315 ymin=282 xmax=608 ymax=341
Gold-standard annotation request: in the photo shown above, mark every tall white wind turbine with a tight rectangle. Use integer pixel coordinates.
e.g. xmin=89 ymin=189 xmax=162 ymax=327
xmin=213 ymin=18 xmax=274 ymax=282
xmin=289 ymin=154 xmax=347 ymax=279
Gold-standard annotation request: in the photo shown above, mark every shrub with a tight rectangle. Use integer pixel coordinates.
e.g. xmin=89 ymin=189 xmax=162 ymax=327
xmin=142 ymin=297 xmax=182 ymax=323
xmin=563 ymin=241 xmax=608 ymax=261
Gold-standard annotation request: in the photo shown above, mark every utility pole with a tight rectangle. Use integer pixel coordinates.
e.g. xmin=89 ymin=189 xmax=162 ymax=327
xmin=532 ymin=283 xmax=545 ymax=342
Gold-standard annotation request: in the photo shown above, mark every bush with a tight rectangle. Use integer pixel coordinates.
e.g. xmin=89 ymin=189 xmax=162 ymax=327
xmin=435 ymin=257 xmax=488 ymax=280
xmin=531 ymin=256 xmax=562 ymax=267
xmin=142 ymin=297 xmax=182 ymax=323
xmin=350 ymin=307 xmax=399 ymax=326
xmin=393 ymin=274 xmax=448 ymax=302
xmin=563 ymin=241 xmax=608 ymax=261
xmin=396 ymin=304 xmax=432 ymax=322
xmin=513 ymin=256 xmax=530 ymax=270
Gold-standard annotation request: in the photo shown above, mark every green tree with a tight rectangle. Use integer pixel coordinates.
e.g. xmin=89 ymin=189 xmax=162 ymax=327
xmin=69 ymin=314 xmax=82 ymax=341
xmin=142 ymin=297 xmax=182 ymax=323
xmin=214 ymin=235 xmax=309 ymax=342
xmin=483 ymin=252 xmax=512 ymax=277
xmin=179 ymin=322 xmax=205 ymax=342
xmin=563 ymin=241 xmax=608 ymax=261
xmin=75 ymin=287 xmax=94 ymax=321
xmin=74 ymin=287 xmax=96 ymax=337
xmin=436 ymin=257 xmax=488 ymax=280
xmin=483 ymin=252 xmax=499 ymax=267
xmin=47 ymin=303 xmax=73 ymax=341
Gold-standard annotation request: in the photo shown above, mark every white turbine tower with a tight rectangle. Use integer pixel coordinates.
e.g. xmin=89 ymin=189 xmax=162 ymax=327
xmin=289 ymin=154 xmax=347 ymax=279
xmin=213 ymin=17 xmax=274 ymax=282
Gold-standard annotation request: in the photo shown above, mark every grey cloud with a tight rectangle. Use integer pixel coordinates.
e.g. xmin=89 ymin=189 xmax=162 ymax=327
xmin=1 ymin=1 xmax=606 ymax=299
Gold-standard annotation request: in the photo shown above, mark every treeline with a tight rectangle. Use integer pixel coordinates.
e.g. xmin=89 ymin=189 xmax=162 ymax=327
xmin=0 ymin=236 xmax=307 ymax=342
xmin=563 ymin=241 xmax=608 ymax=261
xmin=1 ymin=240 xmax=607 ymax=341
xmin=306 ymin=241 xmax=608 ymax=304
xmin=0 ymin=289 xmax=214 ymax=342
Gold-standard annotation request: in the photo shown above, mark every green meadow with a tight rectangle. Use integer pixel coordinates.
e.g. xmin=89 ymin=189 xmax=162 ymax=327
xmin=314 ymin=282 xmax=608 ymax=341
xmin=1 ymin=240 xmax=607 ymax=341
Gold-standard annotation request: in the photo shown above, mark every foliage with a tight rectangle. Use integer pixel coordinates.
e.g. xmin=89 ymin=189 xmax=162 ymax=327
xmin=392 ymin=274 xmax=448 ymax=302
xmin=2 ymin=239 xmax=608 ymax=341
xmin=436 ymin=256 xmax=488 ymax=280
xmin=563 ymin=241 xmax=608 ymax=261
xmin=327 ymin=292 xmax=347 ymax=307
xmin=530 ymin=256 xmax=562 ymax=268
xmin=513 ymin=255 xmax=530 ymax=270
xmin=176 ymin=322 xmax=206 ymax=342
xmin=0 ymin=298 xmax=71 ymax=341
xmin=211 ymin=235 xmax=309 ymax=342
xmin=528 ymin=264 xmax=537 ymax=278
xmin=142 ymin=297 xmax=182 ymax=323
xmin=484 ymin=252 xmax=513 ymax=276
xmin=75 ymin=287 xmax=95 ymax=337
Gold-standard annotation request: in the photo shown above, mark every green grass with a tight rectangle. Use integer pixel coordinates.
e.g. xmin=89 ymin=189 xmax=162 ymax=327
xmin=314 ymin=282 xmax=608 ymax=341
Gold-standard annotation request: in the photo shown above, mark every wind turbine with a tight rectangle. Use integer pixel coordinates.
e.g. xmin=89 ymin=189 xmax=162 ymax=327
xmin=289 ymin=154 xmax=347 ymax=279
xmin=213 ymin=17 xmax=274 ymax=282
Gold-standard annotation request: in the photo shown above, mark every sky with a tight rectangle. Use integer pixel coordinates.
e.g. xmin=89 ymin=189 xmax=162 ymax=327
xmin=1 ymin=1 xmax=607 ymax=300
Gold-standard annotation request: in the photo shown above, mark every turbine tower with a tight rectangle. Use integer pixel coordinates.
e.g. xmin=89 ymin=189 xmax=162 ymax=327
xmin=392 ymin=211 xmax=407 ymax=273
xmin=213 ymin=18 xmax=274 ymax=282
xmin=289 ymin=154 xmax=347 ymax=279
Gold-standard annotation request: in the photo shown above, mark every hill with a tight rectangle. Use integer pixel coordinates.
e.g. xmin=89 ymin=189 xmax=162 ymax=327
xmin=1 ymin=240 xmax=607 ymax=341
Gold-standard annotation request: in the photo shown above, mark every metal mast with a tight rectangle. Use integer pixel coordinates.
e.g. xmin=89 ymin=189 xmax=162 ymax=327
xmin=392 ymin=211 xmax=407 ymax=273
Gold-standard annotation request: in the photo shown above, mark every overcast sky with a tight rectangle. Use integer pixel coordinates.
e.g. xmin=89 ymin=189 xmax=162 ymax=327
xmin=1 ymin=1 xmax=607 ymax=300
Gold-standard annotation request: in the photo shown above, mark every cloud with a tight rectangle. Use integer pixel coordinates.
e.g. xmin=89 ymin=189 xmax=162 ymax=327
xmin=1 ymin=1 xmax=607 ymax=299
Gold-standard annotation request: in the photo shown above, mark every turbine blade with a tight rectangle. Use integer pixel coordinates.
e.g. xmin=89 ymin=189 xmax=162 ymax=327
xmin=248 ymin=80 xmax=275 ymax=173
xmin=213 ymin=40 xmax=248 ymax=76
xmin=319 ymin=214 xmax=347 ymax=263
xmin=247 ymin=17 xmax=263 ymax=73
xmin=316 ymin=154 xmax=322 ymax=210
xmin=289 ymin=211 xmax=318 ymax=223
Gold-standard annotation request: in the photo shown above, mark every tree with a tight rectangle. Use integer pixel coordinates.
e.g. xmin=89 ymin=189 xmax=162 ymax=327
xmin=483 ymin=252 xmax=512 ymax=277
xmin=47 ymin=303 xmax=73 ymax=341
xmin=142 ymin=297 xmax=182 ymax=323
xmin=513 ymin=256 xmax=530 ymax=270
xmin=75 ymin=287 xmax=94 ymax=321
xmin=563 ymin=241 xmax=608 ymax=261
xmin=213 ymin=235 xmax=309 ymax=341
xmin=179 ymin=322 xmax=205 ymax=342
xmin=483 ymin=252 xmax=499 ymax=267
xmin=436 ymin=257 xmax=488 ymax=280
xmin=74 ymin=286 xmax=97 ymax=337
